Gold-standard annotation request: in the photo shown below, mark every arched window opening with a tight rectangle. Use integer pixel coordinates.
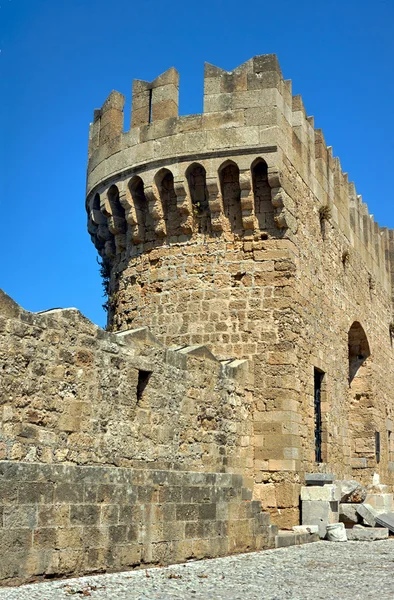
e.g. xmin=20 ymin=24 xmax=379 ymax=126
xmin=186 ymin=163 xmax=211 ymax=234
xmin=129 ymin=176 xmax=154 ymax=243
xmin=252 ymin=158 xmax=273 ymax=232
xmin=219 ymin=161 xmax=242 ymax=232
xmin=155 ymin=169 xmax=181 ymax=237
xmin=348 ymin=321 xmax=371 ymax=384
xmin=347 ymin=322 xmax=376 ymax=470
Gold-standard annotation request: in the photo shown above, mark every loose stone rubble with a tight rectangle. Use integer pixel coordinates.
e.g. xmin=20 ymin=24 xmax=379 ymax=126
xmin=301 ymin=474 xmax=394 ymax=542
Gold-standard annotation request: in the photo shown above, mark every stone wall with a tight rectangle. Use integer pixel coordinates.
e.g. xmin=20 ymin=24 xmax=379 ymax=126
xmin=0 ymin=461 xmax=276 ymax=585
xmin=0 ymin=290 xmax=253 ymax=476
xmin=84 ymin=54 xmax=394 ymax=529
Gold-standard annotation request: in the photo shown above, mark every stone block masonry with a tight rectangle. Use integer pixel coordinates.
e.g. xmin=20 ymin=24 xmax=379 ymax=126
xmin=3 ymin=52 xmax=394 ymax=583
xmin=86 ymin=53 xmax=394 ymax=522
xmin=0 ymin=461 xmax=276 ymax=585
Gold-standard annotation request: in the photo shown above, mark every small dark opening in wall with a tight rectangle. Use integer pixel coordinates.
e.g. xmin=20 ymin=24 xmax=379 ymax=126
xmin=148 ymin=88 xmax=153 ymax=123
xmin=375 ymin=431 xmax=381 ymax=463
xmin=314 ymin=368 xmax=325 ymax=463
xmin=137 ymin=370 xmax=152 ymax=402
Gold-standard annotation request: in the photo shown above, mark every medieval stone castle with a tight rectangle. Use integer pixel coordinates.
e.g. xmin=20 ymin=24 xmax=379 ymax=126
xmin=1 ymin=54 xmax=394 ymax=583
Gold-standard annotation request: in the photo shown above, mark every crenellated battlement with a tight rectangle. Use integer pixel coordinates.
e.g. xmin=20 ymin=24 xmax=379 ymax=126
xmin=86 ymin=54 xmax=394 ymax=348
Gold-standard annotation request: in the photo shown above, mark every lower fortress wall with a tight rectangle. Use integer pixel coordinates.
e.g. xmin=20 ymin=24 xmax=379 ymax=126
xmin=0 ymin=290 xmax=280 ymax=584
xmin=0 ymin=462 xmax=276 ymax=584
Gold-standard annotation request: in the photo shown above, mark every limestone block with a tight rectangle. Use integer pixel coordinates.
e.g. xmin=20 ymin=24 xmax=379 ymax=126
xmin=365 ymin=493 xmax=393 ymax=514
xmin=275 ymin=531 xmax=297 ymax=548
xmin=300 ymin=484 xmax=340 ymax=502
xmin=375 ymin=512 xmax=394 ymax=534
xmin=326 ymin=522 xmax=347 ymax=542
xmin=339 ymin=503 xmax=361 ymax=525
xmin=301 ymin=500 xmax=339 ymax=538
xmin=346 ymin=527 xmax=389 ymax=541
xmin=305 ymin=473 xmax=334 ymax=486
xmin=356 ymin=503 xmax=378 ymax=527
xmin=338 ymin=480 xmax=367 ymax=503
xmin=292 ymin=525 xmax=319 ymax=535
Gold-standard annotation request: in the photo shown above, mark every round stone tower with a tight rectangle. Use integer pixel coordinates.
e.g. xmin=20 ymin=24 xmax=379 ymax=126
xmin=86 ymin=55 xmax=298 ymax=361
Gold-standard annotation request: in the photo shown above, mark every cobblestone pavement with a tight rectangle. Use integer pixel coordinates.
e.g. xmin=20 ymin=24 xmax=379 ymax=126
xmin=1 ymin=540 xmax=394 ymax=599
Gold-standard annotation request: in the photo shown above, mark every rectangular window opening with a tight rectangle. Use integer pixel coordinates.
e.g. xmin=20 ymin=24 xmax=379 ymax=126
xmin=314 ymin=368 xmax=325 ymax=463
xmin=137 ymin=370 xmax=152 ymax=402
xmin=375 ymin=431 xmax=381 ymax=464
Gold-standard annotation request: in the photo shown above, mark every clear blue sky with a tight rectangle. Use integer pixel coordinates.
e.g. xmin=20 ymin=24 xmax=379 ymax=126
xmin=1 ymin=0 xmax=393 ymax=327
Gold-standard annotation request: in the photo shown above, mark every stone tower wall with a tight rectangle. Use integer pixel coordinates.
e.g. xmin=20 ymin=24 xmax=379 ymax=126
xmin=85 ymin=54 xmax=394 ymax=526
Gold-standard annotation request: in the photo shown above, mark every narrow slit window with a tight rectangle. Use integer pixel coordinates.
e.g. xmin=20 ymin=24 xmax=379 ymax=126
xmin=375 ymin=431 xmax=381 ymax=463
xmin=314 ymin=368 xmax=324 ymax=463
xmin=137 ymin=370 xmax=152 ymax=402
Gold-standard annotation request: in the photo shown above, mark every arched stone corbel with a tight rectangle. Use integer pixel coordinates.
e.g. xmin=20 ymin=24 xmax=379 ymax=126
xmin=174 ymin=179 xmax=193 ymax=234
xmin=103 ymin=187 xmax=127 ymax=244
xmin=267 ymin=166 xmax=282 ymax=189
xmin=119 ymin=189 xmax=137 ymax=226
xmin=120 ymin=188 xmax=144 ymax=245
xmin=271 ymin=188 xmax=297 ymax=233
xmin=239 ymin=171 xmax=256 ymax=231
xmin=267 ymin=167 xmax=297 ymax=234
xmin=145 ymin=184 xmax=166 ymax=238
xmin=206 ymin=177 xmax=224 ymax=232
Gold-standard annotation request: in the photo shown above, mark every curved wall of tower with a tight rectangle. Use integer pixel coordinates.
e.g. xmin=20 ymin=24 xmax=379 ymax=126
xmin=86 ymin=56 xmax=298 ymax=360
xmin=87 ymin=55 xmax=394 ymax=520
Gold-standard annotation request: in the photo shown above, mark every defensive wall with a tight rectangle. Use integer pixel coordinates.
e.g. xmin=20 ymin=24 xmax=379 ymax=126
xmin=0 ymin=289 xmax=279 ymax=584
xmin=1 ymin=54 xmax=394 ymax=583
xmin=85 ymin=54 xmax=394 ymax=523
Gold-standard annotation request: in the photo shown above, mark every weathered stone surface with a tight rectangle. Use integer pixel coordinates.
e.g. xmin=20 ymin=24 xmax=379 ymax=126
xmin=356 ymin=503 xmax=378 ymax=527
xmin=0 ymin=461 xmax=276 ymax=584
xmin=365 ymin=493 xmax=393 ymax=514
xmin=375 ymin=512 xmax=394 ymax=533
xmin=346 ymin=527 xmax=389 ymax=541
xmin=305 ymin=473 xmax=334 ymax=486
xmin=301 ymin=500 xmax=339 ymax=539
xmin=292 ymin=525 xmax=319 ymax=534
xmin=326 ymin=522 xmax=347 ymax=542
xmin=339 ymin=503 xmax=361 ymax=525
xmin=4 ymin=52 xmax=394 ymax=586
xmin=338 ymin=480 xmax=367 ymax=504
xmin=301 ymin=485 xmax=340 ymax=502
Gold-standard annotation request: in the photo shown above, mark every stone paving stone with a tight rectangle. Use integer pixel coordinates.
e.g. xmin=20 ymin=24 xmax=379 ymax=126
xmin=1 ymin=540 xmax=394 ymax=600
xmin=346 ymin=527 xmax=388 ymax=541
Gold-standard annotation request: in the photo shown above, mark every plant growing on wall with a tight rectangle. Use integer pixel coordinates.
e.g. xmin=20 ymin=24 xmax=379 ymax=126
xmin=97 ymin=255 xmax=111 ymax=314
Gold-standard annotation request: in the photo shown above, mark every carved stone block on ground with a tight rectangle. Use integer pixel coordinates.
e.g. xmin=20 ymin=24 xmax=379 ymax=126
xmin=356 ymin=503 xmax=378 ymax=527
xmin=375 ymin=512 xmax=394 ymax=534
xmin=337 ymin=480 xmax=367 ymax=503
xmin=339 ymin=503 xmax=361 ymax=525
xmin=301 ymin=500 xmax=339 ymax=539
xmin=346 ymin=527 xmax=389 ymax=541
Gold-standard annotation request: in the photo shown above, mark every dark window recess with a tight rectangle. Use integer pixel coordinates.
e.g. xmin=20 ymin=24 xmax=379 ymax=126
xmin=314 ymin=368 xmax=324 ymax=463
xmin=375 ymin=431 xmax=381 ymax=463
xmin=137 ymin=370 xmax=152 ymax=401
